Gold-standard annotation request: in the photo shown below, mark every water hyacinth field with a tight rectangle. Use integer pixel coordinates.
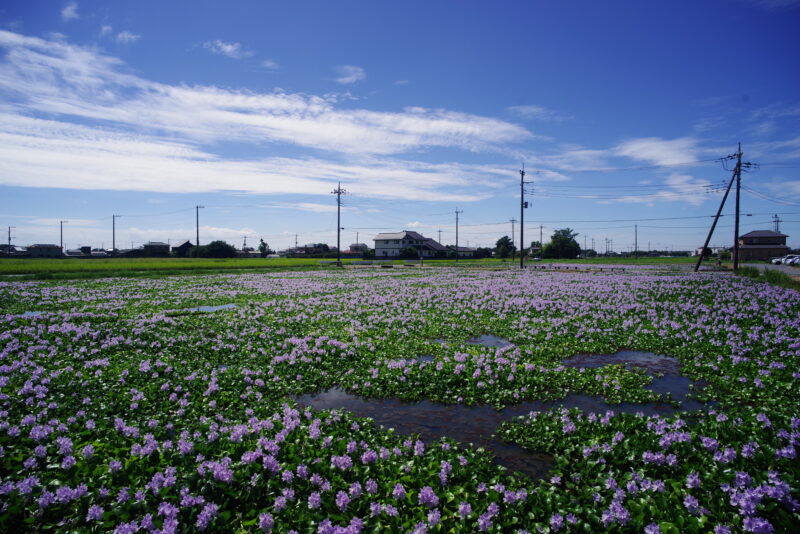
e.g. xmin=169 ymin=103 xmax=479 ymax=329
xmin=0 ymin=268 xmax=798 ymax=533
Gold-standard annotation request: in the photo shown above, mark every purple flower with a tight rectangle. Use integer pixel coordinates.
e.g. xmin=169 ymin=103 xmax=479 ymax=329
xmin=550 ymin=513 xmax=564 ymax=532
xmin=87 ymin=504 xmax=104 ymax=521
xmin=458 ymin=502 xmax=472 ymax=518
xmin=418 ymin=486 xmax=439 ymax=508
xmin=645 ymin=523 xmax=662 ymax=534
xmin=686 ymin=472 xmax=701 ymax=489
xmin=308 ymin=492 xmax=321 ymax=509
xmin=258 ymin=512 xmax=274 ymax=532
xmin=392 ymin=483 xmax=406 ymax=500
xmin=743 ymin=517 xmax=774 ymax=534
xmin=335 ymin=490 xmax=350 ymax=511
xmin=684 ymin=495 xmax=700 ymax=514
xmin=196 ymin=502 xmax=218 ymax=531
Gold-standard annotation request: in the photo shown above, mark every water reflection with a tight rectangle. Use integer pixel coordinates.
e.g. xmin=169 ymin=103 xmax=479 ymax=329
xmin=187 ymin=303 xmax=238 ymax=313
xmin=563 ymin=351 xmax=707 ymax=406
xmin=295 ymin=387 xmax=555 ymax=479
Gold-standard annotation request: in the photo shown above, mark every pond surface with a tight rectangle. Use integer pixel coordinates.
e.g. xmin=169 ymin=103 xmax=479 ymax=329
xmin=295 ymin=351 xmax=710 ymax=479
xmin=562 ymin=350 xmax=707 ymax=406
xmin=20 ymin=311 xmax=44 ymax=317
xmin=295 ymin=387 xmax=555 ymax=479
xmin=185 ymin=303 xmax=238 ymax=313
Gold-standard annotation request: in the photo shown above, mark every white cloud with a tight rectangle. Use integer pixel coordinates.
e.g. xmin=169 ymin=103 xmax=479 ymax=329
xmin=507 ymin=105 xmax=571 ymax=122
xmin=61 ymin=2 xmax=79 ymax=22
xmin=203 ymin=40 xmax=253 ymax=59
xmin=116 ymin=31 xmax=140 ymax=45
xmin=0 ymin=113 xmax=500 ymax=202
xmin=100 ymin=25 xmax=113 ymax=37
xmin=611 ymin=174 xmax=710 ymax=207
xmin=614 ymin=137 xmax=698 ymax=166
xmin=261 ymin=59 xmax=279 ymax=69
xmin=335 ymin=65 xmax=366 ymax=84
xmin=0 ymin=31 xmax=531 ymax=156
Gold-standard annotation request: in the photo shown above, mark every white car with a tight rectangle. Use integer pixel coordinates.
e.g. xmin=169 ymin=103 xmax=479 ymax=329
xmin=781 ymin=255 xmax=799 ymax=264
xmin=770 ymin=256 xmax=785 ymax=264
xmin=787 ymin=256 xmax=800 ymax=266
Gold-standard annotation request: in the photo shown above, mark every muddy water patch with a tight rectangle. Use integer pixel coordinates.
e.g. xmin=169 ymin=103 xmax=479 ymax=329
xmin=562 ymin=351 xmax=708 ymax=406
xmin=563 ymin=350 xmax=681 ymax=375
xmin=295 ymin=387 xmax=555 ymax=479
xmin=188 ymin=303 xmax=238 ymax=313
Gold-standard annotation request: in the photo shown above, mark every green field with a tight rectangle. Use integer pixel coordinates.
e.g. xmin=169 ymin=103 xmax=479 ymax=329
xmin=0 ymin=255 xmax=701 ymax=280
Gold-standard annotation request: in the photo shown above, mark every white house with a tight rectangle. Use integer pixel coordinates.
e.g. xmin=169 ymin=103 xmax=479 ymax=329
xmin=373 ymin=231 xmax=447 ymax=258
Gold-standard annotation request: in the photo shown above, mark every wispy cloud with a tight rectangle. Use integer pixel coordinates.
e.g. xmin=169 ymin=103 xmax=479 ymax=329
xmin=260 ymin=59 xmax=279 ymax=69
xmin=0 ymin=31 xmax=530 ymax=157
xmin=507 ymin=105 xmax=572 ymax=122
xmin=116 ymin=31 xmax=140 ymax=45
xmin=614 ymin=137 xmax=699 ymax=166
xmin=61 ymin=2 xmax=79 ymax=22
xmin=334 ymin=65 xmax=366 ymax=84
xmin=203 ymin=40 xmax=253 ymax=59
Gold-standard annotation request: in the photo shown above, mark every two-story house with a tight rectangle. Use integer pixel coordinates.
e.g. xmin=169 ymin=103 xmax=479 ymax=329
xmin=738 ymin=230 xmax=790 ymax=261
xmin=373 ymin=231 xmax=447 ymax=258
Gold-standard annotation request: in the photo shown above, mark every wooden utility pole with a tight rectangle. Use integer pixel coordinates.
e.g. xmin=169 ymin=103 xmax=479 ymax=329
xmin=195 ymin=205 xmax=204 ymax=247
xmin=694 ymin=153 xmax=738 ymax=272
xmin=733 ymin=143 xmax=743 ymax=270
xmin=332 ymin=182 xmax=347 ymax=264
xmin=60 ymin=220 xmax=67 ymax=256
xmin=634 ymin=224 xmax=638 ymax=260
xmin=519 ymin=166 xmax=533 ymax=269
xmin=455 ymin=208 xmax=463 ymax=262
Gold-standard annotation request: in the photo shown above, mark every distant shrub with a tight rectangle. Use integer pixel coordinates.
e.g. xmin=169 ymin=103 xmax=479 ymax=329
xmin=735 ymin=266 xmax=760 ymax=279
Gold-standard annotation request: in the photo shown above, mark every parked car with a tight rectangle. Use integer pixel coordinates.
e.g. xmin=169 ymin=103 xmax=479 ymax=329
xmin=787 ymin=256 xmax=800 ymax=266
xmin=781 ymin=255 xmax=799 ymax=264
xmin=770 ymin=256 xmax=786 ymax=264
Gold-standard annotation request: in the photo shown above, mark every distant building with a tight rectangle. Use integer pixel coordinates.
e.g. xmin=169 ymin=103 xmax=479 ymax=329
xmin=447 ymin=245 xmax=477 ymax=258
xmin=693 ymin=246 xmax=727 ymax=257
xmin=738 ymin=230 xmax=790 ymax=261
xmin=373 ymin=231 xmax=447 ymax=258
xmin=28 ymin=244 xmax=62 ymax=258
xmin=348 ymin=243 xmax=369 ymax=253
xmin=143 ymin=242 xmax=170 ymax=257
xmin=172 ymin=240 xmax=195 ymax=257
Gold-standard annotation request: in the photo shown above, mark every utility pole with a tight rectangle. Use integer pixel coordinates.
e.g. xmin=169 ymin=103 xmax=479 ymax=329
xmin=539 ymin=225 xmax=543 ymax=248
xmin=331 ymin=182 xmax=346 ymax=264
xmin=772 ymin=214 xmax=782 ymax=233
xmin=356 ymin=231 xmax=359 ymax=246
xmin=195 ymin=205 xmax=204 ymax=247
xmin=733 ymin=144 xmax=743 ymax=270
xmin=112 ymin=215 xmax=120 ymax=255
xmin=295 ymin=234 xmax=298 ymax=249
xmin=694 ymin=150 xmax=739 ymax=272
xmin=519 ymin=166 xmax=533 ymax=269
xmin=634 ymin=224 xmax=638 ymax=260
xmin=455 ymin=208 xmax=463 ymax=262
xmin=7 ymin=226 xmax=14 ymax=254
xmin=59 ymin=220 xmax=68 ymax=256
xmin=731 ymin=144 xmax=755 ymax=271
xmin=510 ymin=218 xmax=517 ymax=262
xmin=591 ymin=237 xmax=595 ymax=254
xmin=437 ymin=229 xmax=442 ymax=244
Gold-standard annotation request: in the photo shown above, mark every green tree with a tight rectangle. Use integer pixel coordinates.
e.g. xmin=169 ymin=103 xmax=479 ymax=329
xmin=542 ymin=228 xmax=581 ymax=259
xmin=494 ymin=236 xmax=516 ymax=259
xmin=258 ymin=239 xmax=272 ymax=258
xmin=190 ymin=240 xmax=237 ymax=258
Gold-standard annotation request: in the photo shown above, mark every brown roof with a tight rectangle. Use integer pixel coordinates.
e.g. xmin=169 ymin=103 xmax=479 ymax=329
xmin=740 ymin=230 xmax=788 ymax=238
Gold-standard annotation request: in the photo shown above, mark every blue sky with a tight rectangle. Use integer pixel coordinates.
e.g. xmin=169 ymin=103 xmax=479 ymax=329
xmin=1 ymin=0 xmax=799 ymax=252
